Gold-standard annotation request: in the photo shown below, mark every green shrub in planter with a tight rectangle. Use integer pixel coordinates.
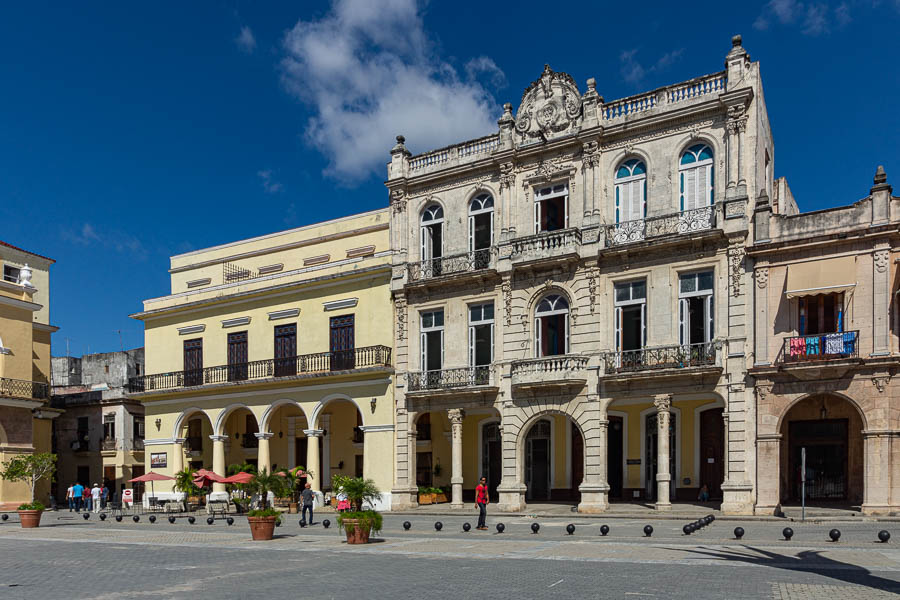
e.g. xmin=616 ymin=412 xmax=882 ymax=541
xmin=17 ymin=501 xmax=45 ymax=511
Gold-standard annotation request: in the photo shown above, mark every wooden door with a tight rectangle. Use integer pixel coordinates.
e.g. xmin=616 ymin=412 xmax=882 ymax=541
xmin=607 ymin=416 xmax=624 ymax=499
xmin=571 ymin=421 xmax=583 ymax=501
xmin=183 ymin=339 xmax=203 ymax=387
xmin=227 ymin=332 xmax=248 ymax=381
xmin=274 ymin=324 xmax=297 ymax=377
xmin=131 ymin=465 xmax=145 ymax=502
xmin=699 ymin=408 xmax=724 ymax=499
xmin=330 ymin=315 xmax=355 ymax=371
xmin=103 ymin=466 xmax=116 ymax=493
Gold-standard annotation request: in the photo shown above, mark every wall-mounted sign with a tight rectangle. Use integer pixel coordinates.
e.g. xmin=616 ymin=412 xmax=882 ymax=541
xmin=626 ymin=459 xmax=641 ymax=465
xmin=150 ymin=452 xmax=167 ymax=469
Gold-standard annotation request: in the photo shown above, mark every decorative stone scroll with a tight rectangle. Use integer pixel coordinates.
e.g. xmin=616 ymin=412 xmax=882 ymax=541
xmin=515 ymin=65 xmax=583 ymax=144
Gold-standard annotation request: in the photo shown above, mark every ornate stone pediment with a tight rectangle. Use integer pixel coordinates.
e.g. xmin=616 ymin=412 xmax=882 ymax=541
xmin=515 ymin=65 xmax=582 ymax=144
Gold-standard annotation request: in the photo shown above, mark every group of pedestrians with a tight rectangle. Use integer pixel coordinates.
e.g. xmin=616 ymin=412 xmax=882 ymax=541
xmin=66 ymin=482 xmax=109 ymax=512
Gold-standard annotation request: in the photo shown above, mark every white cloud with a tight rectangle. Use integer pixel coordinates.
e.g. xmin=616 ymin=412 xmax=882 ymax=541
xmin=280 ymin=0 xmax=503 ymax=183
xmin=235 ymin=26 xmax=256 ymax=53
xmin=257 ymin=169 xmax=284 ymax=194
xmin=619 ymin=48 xmax=684 ymax=86
xmin=754 ymin=0 xmax=856 ymax=35
xmin=62 ymin=223 xmax=145 ymax=257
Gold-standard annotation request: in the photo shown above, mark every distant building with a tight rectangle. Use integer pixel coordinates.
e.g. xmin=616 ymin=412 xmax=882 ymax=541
xmin=51 ymin=349 xmax=145 ymax=500
xmin=0 ymin=241 xmax=59 ymax=509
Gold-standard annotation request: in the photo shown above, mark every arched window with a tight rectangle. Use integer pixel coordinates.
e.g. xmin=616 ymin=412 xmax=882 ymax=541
xmin=534 ymin=294 xmax=569 ymax=357
xmin=614 ymin=159 xmax=646 ymax=224
xmin=420 ymin=204 xmax=444 ymax=274
xmin=468 ymin=194 xmax=494 ymax=255
xmin=679 ymin=144 xmax=714 ymax=211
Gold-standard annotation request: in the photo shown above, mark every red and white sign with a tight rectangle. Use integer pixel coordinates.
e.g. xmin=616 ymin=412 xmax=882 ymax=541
xmin=122 ymin=489 xmax=134 ymax=506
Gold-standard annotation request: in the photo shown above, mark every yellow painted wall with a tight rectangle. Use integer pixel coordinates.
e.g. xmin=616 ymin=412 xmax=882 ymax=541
xmin=0 ymin=301 xmax=35 ymax=380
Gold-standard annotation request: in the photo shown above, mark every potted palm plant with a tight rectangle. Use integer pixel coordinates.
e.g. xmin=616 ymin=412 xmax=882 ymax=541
xmin=173 ymin=467 xmax=201 ymax=508
xmin=246 ymin=468 xmax=284 ymax=541
xmin=279 ymin=468 xmax=299 ymax=514
xmin=0 ymin=452 xmax=56 ymax=528
xmin=335 ymin=475 xmax=382 ymax=544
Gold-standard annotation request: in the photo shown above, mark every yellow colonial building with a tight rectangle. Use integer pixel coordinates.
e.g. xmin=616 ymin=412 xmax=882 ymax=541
xmin=0 ymin=241 xmax=59 ymax=509
xmin=131 ymin=209 xmax=395 ymax=508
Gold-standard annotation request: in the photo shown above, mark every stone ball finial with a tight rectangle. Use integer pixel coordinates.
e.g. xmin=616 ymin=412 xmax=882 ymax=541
xmin=875 ymin=165 xmax=887 ymax=184
xmin=503 ymin=102 xmax=512 ymax=113
xmin=396 ymin=135 xmax=405 ymax=144
xmin=586 ymin=77 xmax=596 ymax=91
xmin=732 ymin=34 xmax=742 ymax=47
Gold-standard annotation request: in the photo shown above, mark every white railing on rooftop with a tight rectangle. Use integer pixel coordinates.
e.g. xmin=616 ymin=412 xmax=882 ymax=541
xmin=409 ymin=149 xmax=450 ymax=171
xmin=459 ymin=135 xmax=500 ymax=158
xmin=602 ymin=72 xmax=726 ymax=122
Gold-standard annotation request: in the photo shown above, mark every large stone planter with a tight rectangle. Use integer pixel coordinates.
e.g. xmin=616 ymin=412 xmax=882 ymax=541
xmin=341 ymin=518 xmax=371 ymax=544
xmin=288 ymin=502 xmax=298 ymax=514
xmin=18 ymin=510 xmax=43 ymax=529
xmin=247 ymin=516 xmax=277 ymax=541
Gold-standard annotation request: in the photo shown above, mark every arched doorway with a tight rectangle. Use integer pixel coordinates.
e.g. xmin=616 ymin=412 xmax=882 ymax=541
xmin=779 ymin=394 xmax=864 ymax=506
xmin=316 ymin=398 xmax=365 ymax=486
xmin=219 ymin=406 xmax=261 ymax=472
xmin=481 ymin=420 xmax=501 ymax=501
xmin=525 ymin=419 xmax=552 ymax=500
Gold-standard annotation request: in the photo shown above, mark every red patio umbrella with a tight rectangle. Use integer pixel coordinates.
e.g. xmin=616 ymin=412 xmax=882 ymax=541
xmin=192 ymin=468 xmax=225 ymax=488
xmin=221 ymin=471 xmax=254 ymax=484
xmin=128 ymin=471 xmax=174 ymax=499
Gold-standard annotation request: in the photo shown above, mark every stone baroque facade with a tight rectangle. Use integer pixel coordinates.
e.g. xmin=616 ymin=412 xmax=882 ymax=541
xmin=750 ymin=165 xmax=900 ymax=515
xmin=387 ymin=36 xmax=764 ymax=513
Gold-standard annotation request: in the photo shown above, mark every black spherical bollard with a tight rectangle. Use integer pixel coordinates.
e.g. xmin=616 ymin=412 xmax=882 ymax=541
xmin=403 ymin=520 xmax=411 ymax=531
xmin=694 ymin=520 xmax=703 ymax=530
xmin=188 ymin=516 xmax=195 ymax=524
xmin=226 ymin=517 xmax=234 ymax=526
xmin=133 ymin=515 xmax=140 ymax=523
xmin=643 ymin=525 xmax=653 ymax=537
xmin=496 ymin=522 xmax=505 ymax=533
xmin=531 ymin=522 xmax=540 ymax=534
xmin=683 ymin=524 xmax=693 ymax=535
xmin=600 ymin=524 xmax=609 ymax=536
xmin=1 ymin=513 xmax=7 ymax=521
xmin=207 ymin=517 xmax=214 ymax=525
xmin=99 ymin=513 xmax=107 ymax=521
xmin=878 ymin=530 xmax=890 ymax=543
xmin=734 ymin=526 xmax=744 ymax=539
xmin=149 ymin=515 xmax=156 ymax=523
xmin=115 ymin=515 xmax=123 ymax=522
xmin=83 ymin=513 xmax=90 ymax=520
xmin=276 ymin=520 xmax=282 ymax=527
xmin=566 ymin=523 xmax=575 ymax=535
xmin=434 ymin=521 xmax=443 ymax=531
xmin=322 ymin=519 xmax=330 ymax=529
xmin=708 ymin=514 xmax=715 ymax=523
xmin=829 ymin=528 xmax=841 ymax=542
xmin=299 ymin=519 xmax=307 ymax=528
xmin=168 ymin=516 xmax=176 ymax=524
xmin=463 ymin=522 xmax=471 ymax=532
xmin=783 ymin=527 xmax=793 ymax=540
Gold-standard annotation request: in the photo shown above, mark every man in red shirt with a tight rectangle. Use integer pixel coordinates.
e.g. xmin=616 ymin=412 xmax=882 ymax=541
xmin=475 ymin=477 xmax=489 ymax=530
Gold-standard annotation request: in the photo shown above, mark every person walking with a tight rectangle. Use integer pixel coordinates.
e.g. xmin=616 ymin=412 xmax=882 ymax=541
xmin=72 ymin=481 xmax=84 ymax=512
xmin=300 ymin=482 xmax=315 ymax=525
xmin=475 ymin=476 xmax=489 ymax=530
xmin=66 ymin=484 xmax=74 ymax=511
xmin=91 ymin=484 xmax=102 ymax=513
xmin=101 ymin=483 xmax=110 ymax=509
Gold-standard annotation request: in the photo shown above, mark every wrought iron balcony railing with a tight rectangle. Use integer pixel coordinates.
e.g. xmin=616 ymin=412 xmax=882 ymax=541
xmin=133 ymin=438 xmax=145 ymax=451
xmin=407 ymin=366 xmax=492 ymax=392
xmin=127 ymin=345 xmax=392 ymax=393
xmin=407 ymin=249 xmax=492 ymax=282
xmin=602 ymin=342 xmax=718 ymax=374
xmin=605 ymin=206 xmax=715 ymax=247
xmin=101 ymin=438 xmax=117 ymax=451
xmin=780 ymin=331 xmax=858 ymax=364
xmin=0 ymin=376 xmax=49 ymax=400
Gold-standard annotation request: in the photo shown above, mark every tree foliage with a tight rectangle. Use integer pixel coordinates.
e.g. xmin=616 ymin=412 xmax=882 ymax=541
xmin=0 ymin=453 xmax=56 ymax=503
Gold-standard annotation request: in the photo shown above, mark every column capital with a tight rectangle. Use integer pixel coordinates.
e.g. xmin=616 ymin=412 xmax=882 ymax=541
xmin=653 ymin=394 xmax=672 ymax=412
xmin=209 ymin=434 xmax=228 ymax=442
xmin=448 ymin=408 xmax=465 ymax=426
xmin=303 ymin=429 xmax=324 ymax=438
xmin=255 ymin=432 xmax=274 ymax=441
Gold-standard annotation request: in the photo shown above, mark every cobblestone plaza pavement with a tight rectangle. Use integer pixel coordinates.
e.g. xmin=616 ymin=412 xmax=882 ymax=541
xmin=2 ymin=513 xmax=900 ymax=599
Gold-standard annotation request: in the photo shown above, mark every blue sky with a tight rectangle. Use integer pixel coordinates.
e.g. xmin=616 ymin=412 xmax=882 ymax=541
xmin=0 ymin=1 xmax=897 ymax=357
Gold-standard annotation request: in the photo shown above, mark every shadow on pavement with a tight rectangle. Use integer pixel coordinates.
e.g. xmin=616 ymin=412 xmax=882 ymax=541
xmin=674 ymin=545 xmax=900 ymax=593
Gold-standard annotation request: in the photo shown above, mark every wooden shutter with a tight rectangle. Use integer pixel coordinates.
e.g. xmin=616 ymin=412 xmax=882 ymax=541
xmin=534 ymin=317 xmax=542 ymax=358
xmin=679 ymin=298 xmax=687 ymax=346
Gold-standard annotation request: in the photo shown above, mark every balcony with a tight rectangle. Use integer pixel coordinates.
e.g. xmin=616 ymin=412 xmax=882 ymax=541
xmin=604 ymin=207 xmax=716 ymax=249
xmin=406 ymin=249 xmax=495 ymax=288
xmin=0 ymin=377 xmax=49 ymax=401
xmin=134 ymin=438 xmax=145 ymax=451
xmin=407 ymin=366 xmax=495 ymax=396
xmin=510 ymin=355 xmax=589 ymax=390
xmin=779 ymin=331 xmax=859 ymax=364
xmin=509 ymin=228 xmax=581 ymax=270
xmin=101 ymin=438 xmax=117 ymax=452
xmin=601 ymin=342 xmax=721 ymax=379
xmin=127 ymin=345 xmax=392 ymax=394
